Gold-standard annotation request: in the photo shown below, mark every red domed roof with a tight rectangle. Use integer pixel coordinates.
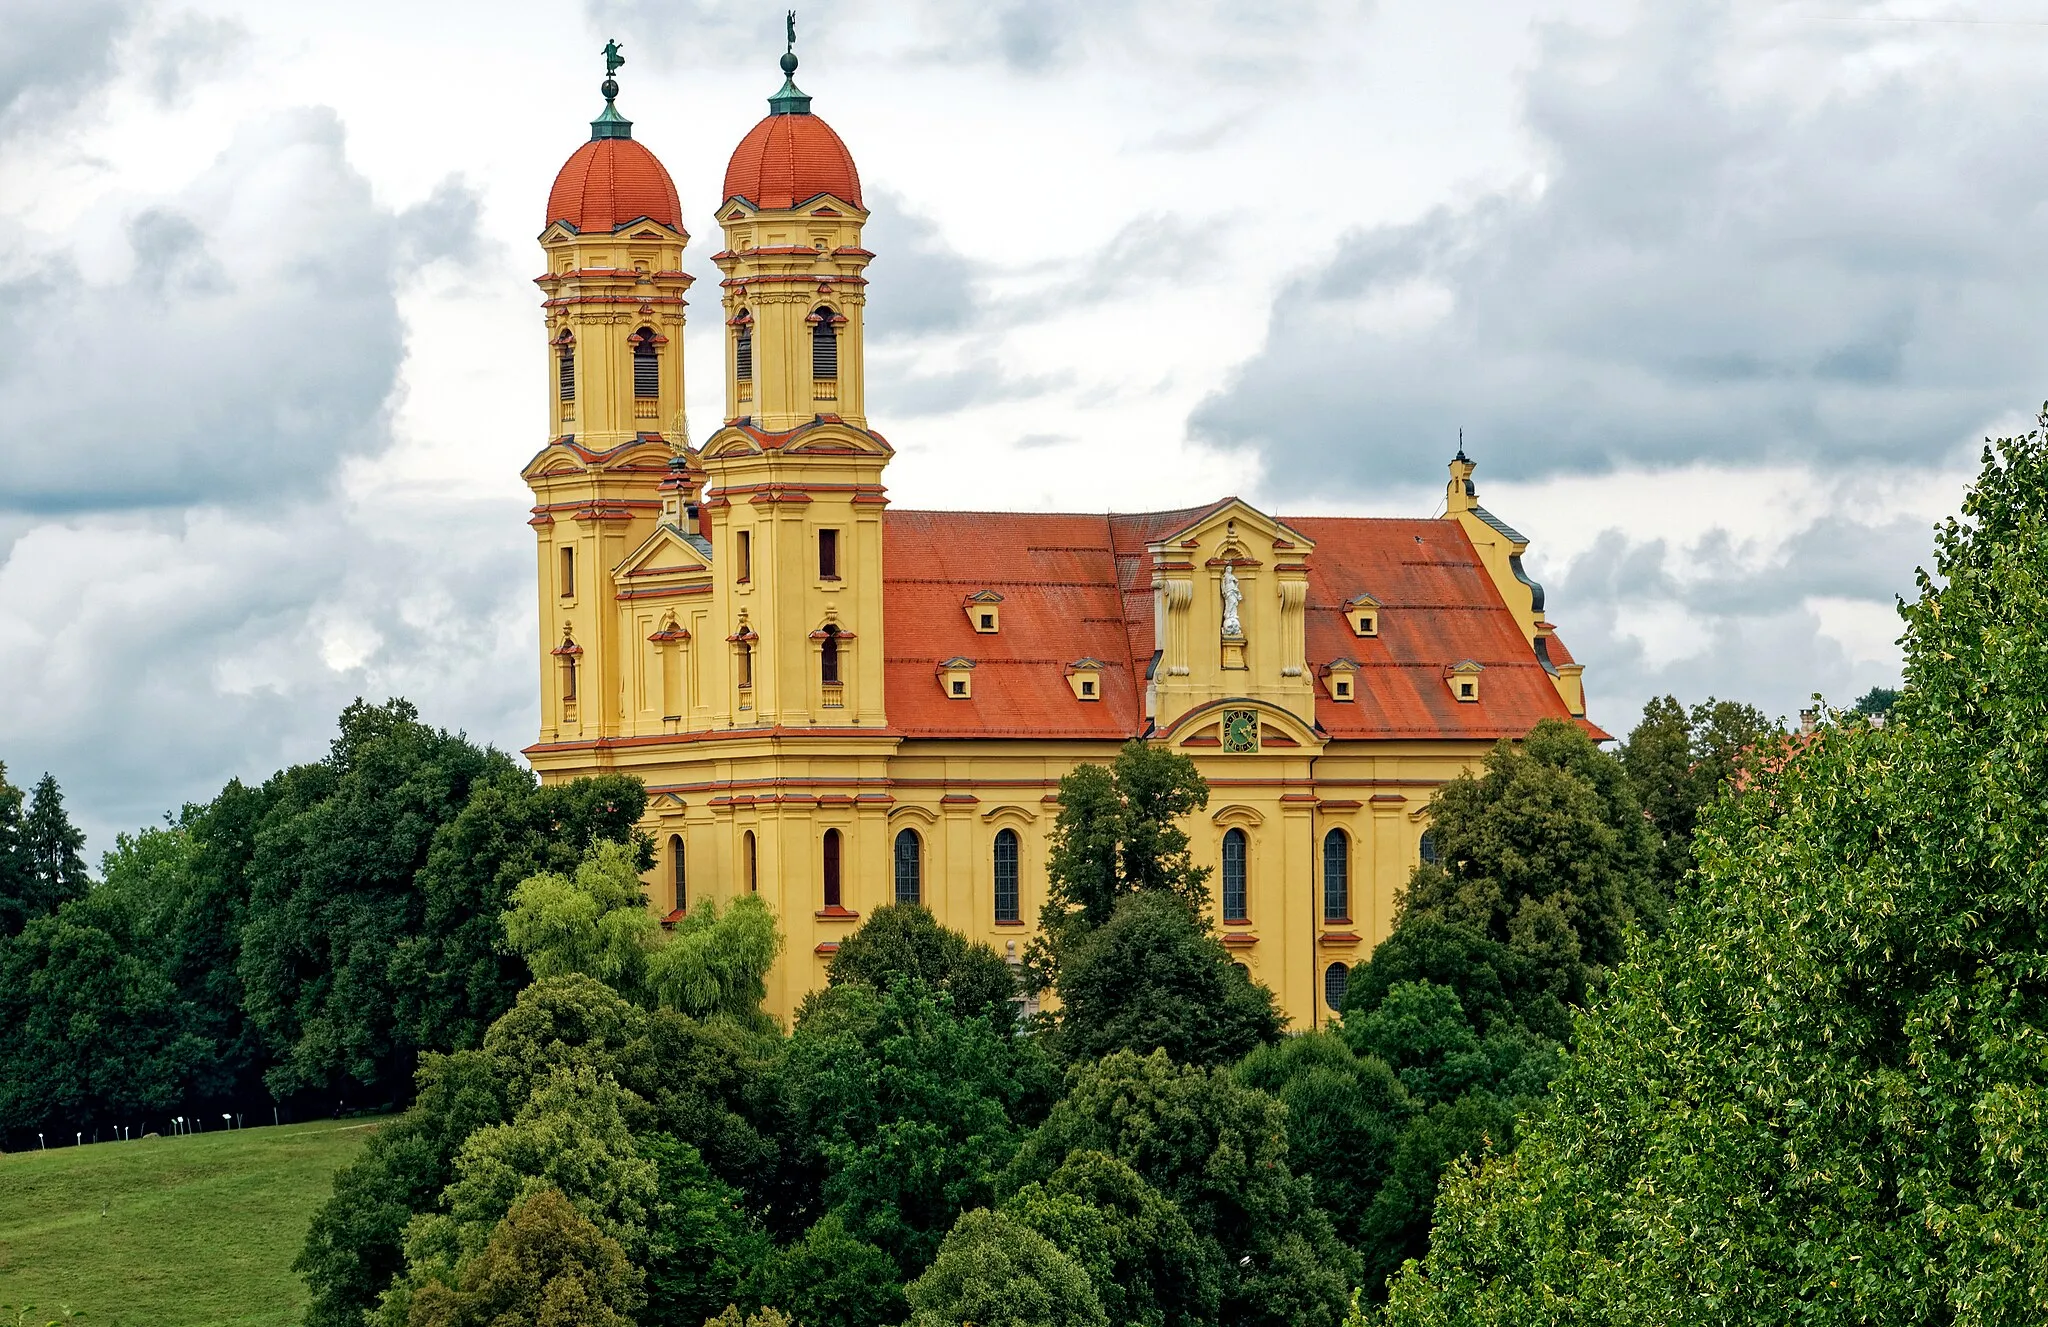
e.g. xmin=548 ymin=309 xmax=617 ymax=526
xmin=723 ymin=113 xmax=862 ymax=211
xmin=547 ymin=137 xmax=682 ymax=234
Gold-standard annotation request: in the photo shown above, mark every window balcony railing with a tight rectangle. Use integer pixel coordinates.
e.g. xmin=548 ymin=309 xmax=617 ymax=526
xmin=634 ymin=399 xmax=659 ymax=419
xmin=813 ymin=379 xmax=839 ymax=401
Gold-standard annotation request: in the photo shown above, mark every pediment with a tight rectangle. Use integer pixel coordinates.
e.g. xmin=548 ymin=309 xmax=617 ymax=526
xmin=616 ymin=523 xmax=713 ymax=582
xmin=1157 ymin=697 xmax=1324 ymax=753
xmin=1156 ymin=498 xmax=1314 ymax=560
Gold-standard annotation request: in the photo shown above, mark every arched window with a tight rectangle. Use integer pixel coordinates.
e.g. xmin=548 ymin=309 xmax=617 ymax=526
xmin=993 ymin=828 xmax=1020 ymax=922
xmin=1325 ymin=962 xmax=1350 ymax=1012
xmin=737 ymin=637 xmax=753 ymax=689
xmin=734 ymin=310 xmax=753 ymax=382
xmin=557 ymin=340 xmax=575 ymax=400
xmin=810 ymin=305 xmax=838 ymax=379
xmin=822 ymin=828 xmax=843 ymax=909
xmin=561 ymin=654 xmax=577 ymax=702
xmin=1419 ymin=829 xmax=1440 ymax=866
xmin=894 ymin=828 xmax=921 ymax=905
xmin=820 ymin=624 xmax=841 ymax=685
xmin=632 ymin=327 xmax=659 ymax=398
xmin=1222 ymin=828 xmax=1248 ymax=921
xmin=744 ymin=830 xmax=757 ymax=893
xmin=1322 ymin=828 xmax=1349 ymax=922
xmin=669 ymin=834 xmax=686 ymax=913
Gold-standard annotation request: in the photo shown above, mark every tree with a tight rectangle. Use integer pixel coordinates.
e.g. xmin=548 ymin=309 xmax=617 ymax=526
xmin=1382 ymin=419 xmax=2048 ymax=1325
xmin=503 ymin=840 xmax=663 ymax=1001
xmin=1234 ymin=1032 xmax=1411 ymax=1273
xmin=238 ymin=698 xmax=516 ymax=1102
xmin=298 ymin=1050 xmax=512 ymax=1327
xmin=20 ymin=775 xmax=87 ymax=918
xmin=1004 ymin=1049 xmax=1356 ymax=1327
xmin=1053 ymin=890 xmax=1282 ymax=1066
xmin=826 ymin=903 xmax=1015 ymax=1024
xmin=0 ymin=762 xmax=34 ymax=938
xmin=1399 ymin=718 xmax=1654 ymax=1009
xmin=1854 ymin=684 xmax=1900 ymax=716
xmin=503 ymin=847 xmax=782 ymax=1025
xmin=1621 ymin=694 xmax=1780 ymax=891
xmin=397 ymin=771 xmax=647 ymax=1056
xmin=402 ymin=1187 xmax=642 ymax=1327
xmin=1030 ymin=741 xmax=1212 ymax=988
xmin=638 ymin=1135 xmax=769 ymax=1327
xmin=784 ymin=977 xmax=1055 ymax=1275
xmin=746 ymin=1212 xmax=905 ymax=1327
xmin=1003 ymin=1149 xmax=1218 ymax=1327
xmin=0 ymin=911 xmax=210 ymax=1135
xmin=904 ymin=1209 xmax=1107 ymax=1327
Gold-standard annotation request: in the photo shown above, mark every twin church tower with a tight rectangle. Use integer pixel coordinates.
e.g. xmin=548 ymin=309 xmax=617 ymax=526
xmin=521 ymin=35 xmax=1600 ymax=1028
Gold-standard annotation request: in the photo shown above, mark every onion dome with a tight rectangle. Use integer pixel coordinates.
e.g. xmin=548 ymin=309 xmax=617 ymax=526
xmin=545 ymin=42 xmax=683 ymax=233
xmin=721 ymin=30 xmax=862 ymax=210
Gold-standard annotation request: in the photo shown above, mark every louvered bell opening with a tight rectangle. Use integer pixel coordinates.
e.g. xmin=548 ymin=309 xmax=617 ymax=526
xmin=735 ymin=332 xmax=753 ymax=382
xmin=558 ymin=350 xmax=574 ymax=401
xmin=811 ymin=316 xmax=837 ymax=379
xmin=634 ymin=345 xmax=659 ymax=398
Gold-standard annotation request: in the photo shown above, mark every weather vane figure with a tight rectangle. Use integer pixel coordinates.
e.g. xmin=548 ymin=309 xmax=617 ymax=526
xmin=787 ymin=11 xmax=797 ymax=52
xmin=604 ymin=38 xmax=625 ymax=78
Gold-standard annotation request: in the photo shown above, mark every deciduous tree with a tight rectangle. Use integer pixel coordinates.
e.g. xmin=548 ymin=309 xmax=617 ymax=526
xmin=904 ymin=1209 xmax=1107 ymax=1327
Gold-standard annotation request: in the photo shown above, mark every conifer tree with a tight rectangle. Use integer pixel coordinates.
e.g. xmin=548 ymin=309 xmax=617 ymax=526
xmin=22 ymin=773 xmax=89 ymax=915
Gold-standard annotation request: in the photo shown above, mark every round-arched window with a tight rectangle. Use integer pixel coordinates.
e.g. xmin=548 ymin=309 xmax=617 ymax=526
xmin=1221 ymin=828 xmax=1248 ymax=922
xmin=822 ymin=828 xmax=843 ymax=909
xmin=1419 ymin=828 xmax=1440 ymax=866
xmin=669 ymin=833 xmax=685 ymax=913
xmin=1324 ymin=961 xmax=1350 ymax=1012
xmin=1322 ymin=827 xmax=1349 ymax=922
xmin=894 ymin=828 xmax=922 ymax=906
xmin=993 ymin=829 xmax=1020 ymax=922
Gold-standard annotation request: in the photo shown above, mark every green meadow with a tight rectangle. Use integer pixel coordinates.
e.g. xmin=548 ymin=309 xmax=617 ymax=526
xmin=0 ymin=1119 xmax=377 ymax=1327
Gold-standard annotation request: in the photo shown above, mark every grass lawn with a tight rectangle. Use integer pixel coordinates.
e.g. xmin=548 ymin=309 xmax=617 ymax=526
xmin=0 ymin=1117 xmax=381 ymax=1327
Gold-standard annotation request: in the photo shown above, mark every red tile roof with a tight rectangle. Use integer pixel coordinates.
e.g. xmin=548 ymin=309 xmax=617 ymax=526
xmin=547 ymin=138 xmax=682 ymax=234
xmin=882 ymin=509 xmax=1595 ymax=743
xmin=724 ymin=113 xmax=863 ymax=210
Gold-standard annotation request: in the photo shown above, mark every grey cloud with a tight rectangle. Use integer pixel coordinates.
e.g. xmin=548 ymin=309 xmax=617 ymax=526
xmin=0 ymin=107 xmax=481 ymax=515
xmin=1192 ymin=2 xmax=2048 ymax=494
xmin=869 ymin=356 xmax=1071 ymax=418
xmin=1541 ymin=508 xmax=1925 ymax=735
xmin=0 ymin=495 xmax=533 ymax=850
xmin=861 ymin=190 xmax=978 ymax=338
xmin=0 ymin=0 xmax=139 ymax=135
xmin=143 ymin=11 xmax=248 ymax=105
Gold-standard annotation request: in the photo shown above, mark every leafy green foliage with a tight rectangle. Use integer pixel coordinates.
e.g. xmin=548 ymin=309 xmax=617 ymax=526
xmin=645 ymin=894 xmax=782 ymax=1023
xmin=403 ymin=1187 xmax=642 ymax=1327
xmin=503 ymin=841 xmax=663 ymax=999
xmin=904 ymin=1209 xmax=1107 ymax=1327
xmin=0 ymin=911 xmax=210 ymax=1133
xmin=746 ymin=1212 xmax=906 ymax=1327
xmin=1621 ymin=694 xmax=1781 ymax=890
xmin=1004 ymin=1149 xmax=1218 ymax=1327
xmin=1005 ymin=1049 xmax=1356 ymax=1327
xmin=638 ymin=1135 xmax=768 ymax=1327
xmin=1033 ymin=741 xmax=1213 ymax=990
xmin=1053 ymin=890 xmax=1282 ymax=1066
xmin=1400 ymin=717 xmax=1654 ymax=1008
xmin=0 ymin=763 xmax=30 ymax=938
xmin=785 ymin=977 xmax=1055 ymax=1275
xmin=1853 ymin=684 xmax=1900 ymax=715
xmin=1383 ymin=418 xmax=2048 ymax=1325
xmin=826 ymin=903 xmax=1015 ymax=1024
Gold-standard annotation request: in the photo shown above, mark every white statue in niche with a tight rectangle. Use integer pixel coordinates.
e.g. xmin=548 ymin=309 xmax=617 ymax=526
xmin=1220 ymin=565 xmax=1244 ymax=637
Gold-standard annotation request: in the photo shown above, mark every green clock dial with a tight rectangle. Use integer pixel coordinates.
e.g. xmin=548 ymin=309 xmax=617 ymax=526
xmin=1222 ymin=709 xmax=1259 ymax=753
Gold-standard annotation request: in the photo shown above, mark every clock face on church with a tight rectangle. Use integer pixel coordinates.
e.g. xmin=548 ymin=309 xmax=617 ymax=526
xmin=1222 ymin=709 xmax=1259 ymax=753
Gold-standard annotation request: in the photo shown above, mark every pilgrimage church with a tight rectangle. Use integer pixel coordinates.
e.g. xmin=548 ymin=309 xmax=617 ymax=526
xmin=521 ymin=39 xmax=1602 ymax=1029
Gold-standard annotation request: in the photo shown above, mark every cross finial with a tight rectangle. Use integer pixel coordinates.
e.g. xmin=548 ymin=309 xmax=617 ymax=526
xmin=1455 ymin=427 xmax=1469 ymax=463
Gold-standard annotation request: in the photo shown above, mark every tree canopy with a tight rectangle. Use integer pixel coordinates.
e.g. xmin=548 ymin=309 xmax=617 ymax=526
xmin=1381 ymin=420 xmax=2048 ymax=1325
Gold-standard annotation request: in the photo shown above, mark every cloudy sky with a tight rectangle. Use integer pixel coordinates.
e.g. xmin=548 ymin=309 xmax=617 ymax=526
xmin=2 ymin=0 xmax=2034 ymax=851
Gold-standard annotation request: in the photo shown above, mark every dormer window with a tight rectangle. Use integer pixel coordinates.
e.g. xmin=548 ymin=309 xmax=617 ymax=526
xmin=1447 ymin=659 xmax=1483 ymax=703
xmin=939 ymin=657 xmax=976 ymax=699
xmin=964 ymin=590 xmax=1004 ymax=633
xmin=1323 ymin=658 xmax=1358 ymax=702
xmin=1066 ymin=658 xmax=1105 ymax=701
xmin=1345 ymin=592 xmax=1382 ymax=638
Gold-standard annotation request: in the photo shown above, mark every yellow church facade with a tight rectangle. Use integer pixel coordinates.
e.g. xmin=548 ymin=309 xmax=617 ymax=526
xmin=521 ymin=50 xmax=1600 ymax=1030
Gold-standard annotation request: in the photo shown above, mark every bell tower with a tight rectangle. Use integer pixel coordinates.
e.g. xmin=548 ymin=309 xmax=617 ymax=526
xmin=697 ymin=28 xmax=889 ymax=733
xmin=523 ymin=44 xmax=692 ymax=743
